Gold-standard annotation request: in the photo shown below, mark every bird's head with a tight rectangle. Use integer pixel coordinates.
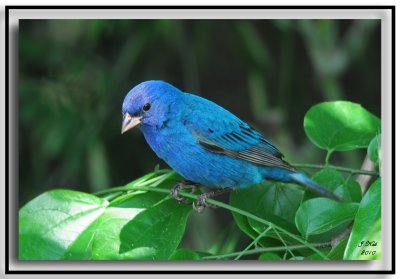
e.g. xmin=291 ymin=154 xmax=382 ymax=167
xmin=121 ymin=80 xmax=182 ymax=134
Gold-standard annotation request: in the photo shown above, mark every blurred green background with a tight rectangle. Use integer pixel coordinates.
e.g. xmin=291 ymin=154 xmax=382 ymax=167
xmin=19 ymin=19 xmax=380 ymax=253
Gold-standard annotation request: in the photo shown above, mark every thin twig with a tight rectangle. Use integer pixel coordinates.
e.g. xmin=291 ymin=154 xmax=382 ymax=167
xmin=234 ymin=226 xmax=272 ymax=260
xmin=272 ymin=226 xmax=296 ymax=258
xmin=202 ymin=242 xmax=331 ymax=260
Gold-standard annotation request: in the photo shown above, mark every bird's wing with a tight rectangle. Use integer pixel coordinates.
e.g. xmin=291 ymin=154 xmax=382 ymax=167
xmin=183 ymin=95 xmax=295 ymax=171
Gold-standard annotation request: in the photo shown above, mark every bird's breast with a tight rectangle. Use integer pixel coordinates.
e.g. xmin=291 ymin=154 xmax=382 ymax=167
xmin=140 ymin=123 xmax=190 ymax=161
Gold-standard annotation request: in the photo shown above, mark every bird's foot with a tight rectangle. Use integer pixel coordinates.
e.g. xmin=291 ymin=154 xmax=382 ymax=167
xmin=171 ymin=180 xmax=198 ymax=204
xmin=193 ymin=192 xmax=218 ymax=213
xmin=192 ymin=188 xmax=233 ymax=213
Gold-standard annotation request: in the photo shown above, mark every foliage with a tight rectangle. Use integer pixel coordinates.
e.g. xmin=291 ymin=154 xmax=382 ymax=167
xmin=344 ymin=178 xmax=381 ymax=260
xmin=304 ymin=101 xmax=380 ymax=152
xmin=19 ymin=19 xmax=380 ymax=206
xmin=19 ymin=101 xmax=381 ymax=260
xmin=19 ymin=19 xmax=380 ymax=259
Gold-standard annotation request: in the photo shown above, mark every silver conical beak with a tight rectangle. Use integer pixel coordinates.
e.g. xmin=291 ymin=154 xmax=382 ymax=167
xmin=121 ymin=113 xmax=142 ymax=134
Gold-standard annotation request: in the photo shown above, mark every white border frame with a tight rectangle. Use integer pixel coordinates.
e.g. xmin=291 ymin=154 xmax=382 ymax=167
xmin=2 ymin=6 xmax=394 ymax=274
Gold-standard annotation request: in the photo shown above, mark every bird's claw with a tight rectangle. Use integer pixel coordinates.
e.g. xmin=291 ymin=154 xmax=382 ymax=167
xmin=171 ymin=181 xmax=198 ymax=204
xmin=172 ymin=183 xmax=232 ymax=213
xmin=192 ymin=192 xmax=218 ymax=213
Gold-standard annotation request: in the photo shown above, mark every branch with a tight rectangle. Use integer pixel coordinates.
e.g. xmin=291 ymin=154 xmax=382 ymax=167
xmin=95 ymin=183 xmax=330 ymax=260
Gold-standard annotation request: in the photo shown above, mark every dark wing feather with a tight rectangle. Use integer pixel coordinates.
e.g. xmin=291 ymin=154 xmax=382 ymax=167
xmin=182 ymin=93 xmax=295 ymax=171
xmin=198 ymin=130 xmax=295 ymax=171
xmin=191 ymin=122 xmax=295 ymax=171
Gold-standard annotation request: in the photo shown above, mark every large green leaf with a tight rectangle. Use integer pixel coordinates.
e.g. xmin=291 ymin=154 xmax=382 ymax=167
xmin=230 ymin=182 xmax=304 ymax=247
xmin=304 ymin=101 xmax=381 ymax=151
xmin=295 ymin=198 xmax=359 ymax=238
xmin=19 ymin=190 xmax=109 ymax=260
xmin=18 ymin=170 xmax=190 ymax=260
xmin=119 ymin=198 xmax=192 ymax=259
xmin=230 ymin=183 xmax=303 ymax=242
xmin=19 ymin=189 xmax=168 ymax=260
xmin=65 ymin=206 xmax=156 ymax=260
xmin=64 ymin=191 xmax=168 ymax=260
xmin=302 ymin=171 xmax=359 ymax=242
xmin=344 ymin=178 xmax=381 ymax=260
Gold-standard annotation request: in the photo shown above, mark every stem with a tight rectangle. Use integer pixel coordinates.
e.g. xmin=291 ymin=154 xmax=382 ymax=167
xmin=272 ymin=226 xmax=295 ymax=258
xmin=96 ymin=185 xmax=330 ymax=260
xmin=94 ymin=185 xmax=135 ymax=196
xmin=234 ymin=226 xmax=272 ymax=260
xmin=101 ymin=192 xmax=124 ymax=201
xmin=291 ymin=163 xmax=379 ymax=176
xmin=283 ymin=250 xmax=288 ymax=260
xmin=94 ymin=171 xmax=177 ymax=197
xmin=202 ymin=242 xmax=331 ymax=260
xmin=325 ymin=150 xmax=333 ymax=165
xmin=205 ymin=200 xmax=329 ymax=259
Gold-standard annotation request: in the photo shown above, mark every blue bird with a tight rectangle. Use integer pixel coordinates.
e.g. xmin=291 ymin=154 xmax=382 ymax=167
xmin=121 ymin=80 xmax=341 ymax=212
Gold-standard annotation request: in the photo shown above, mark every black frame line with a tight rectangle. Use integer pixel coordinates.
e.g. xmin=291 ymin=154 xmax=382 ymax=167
xmin=4 ymin=5 xmax=395 ymax=275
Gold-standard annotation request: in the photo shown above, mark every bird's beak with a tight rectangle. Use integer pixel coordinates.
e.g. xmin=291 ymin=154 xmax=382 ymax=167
xmin=121 ymin=113 xmax=142 ymax=134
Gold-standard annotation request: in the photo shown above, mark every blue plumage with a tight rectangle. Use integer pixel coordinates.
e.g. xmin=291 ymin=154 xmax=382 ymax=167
xmin=121 ymin=80 xmax=340 ymax=202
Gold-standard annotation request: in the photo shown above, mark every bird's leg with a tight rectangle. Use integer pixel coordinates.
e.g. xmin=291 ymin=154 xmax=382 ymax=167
xmin=193 ymin=187 xmax=234 ymax=213
xmin=171 ymin=180 xmax=198 ymax=204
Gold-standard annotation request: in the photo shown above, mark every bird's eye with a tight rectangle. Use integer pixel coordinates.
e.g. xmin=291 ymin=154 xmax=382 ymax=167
xmin=143 ymin=103 xmax=151 ymax=112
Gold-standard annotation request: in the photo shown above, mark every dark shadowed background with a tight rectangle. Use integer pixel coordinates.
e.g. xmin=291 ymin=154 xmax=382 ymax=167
xmin=19 ymin=19 xmax=381 ymax=252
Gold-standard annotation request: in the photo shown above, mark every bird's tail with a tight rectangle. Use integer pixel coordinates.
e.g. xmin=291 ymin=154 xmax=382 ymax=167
xmin=289 ymin=172 xmax=342 ymax=202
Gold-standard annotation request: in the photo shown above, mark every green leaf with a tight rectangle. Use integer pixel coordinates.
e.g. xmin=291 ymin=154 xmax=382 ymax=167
xmin=19 ymin=188 xmax=170 ymax=260
xmin=231 ymin=212 xmax=260 ymax=240
xmin=295 ymin=198 xmax=358 ymax=238
xmin=353 ymin=219 xmax=381 ymax=260
xmin=327 ymin=237 xmax=349 ymax=260
xmin=18 ymin=170 xmax=190 ymax=260
xmin=64 ymin=196 xmax=159 ymax=260
xmin=19 ymin=190 xmax=109 ymax=260
xmin=305 ymin=168 xmax=344 ymax=200
xmin=344 ymin=178 xmax=381 ymax=260
xmin=119 ymin=198 xmax=192 ymax=259
xmin=230 ymin=183 xmax=303 ymax=238
xmin=258 ymin=252 xmax=282 ymax=260
xmin=334 ymin=180 xmax=362 ymax=203
xmin=313 ymin=168 xmax=344 ymax=190
xmin=308 ymin=222 xmax=351 ymax=243
xmin=169 ymin=249 xmax=202 ymax=260
xmin=306 ymin=168 xmax=361 ymax=202
xmin=367 ymin=133 xmax=381 ymax=164
xmin=65 ymin=207 xmax=150 ymax=260
xmin=304 ymin=101 xmax=381 ymax=151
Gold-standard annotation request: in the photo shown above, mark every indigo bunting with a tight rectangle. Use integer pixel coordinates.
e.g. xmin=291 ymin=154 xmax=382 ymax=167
xmin=121 ymin=80 xmax=340 ymax=211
